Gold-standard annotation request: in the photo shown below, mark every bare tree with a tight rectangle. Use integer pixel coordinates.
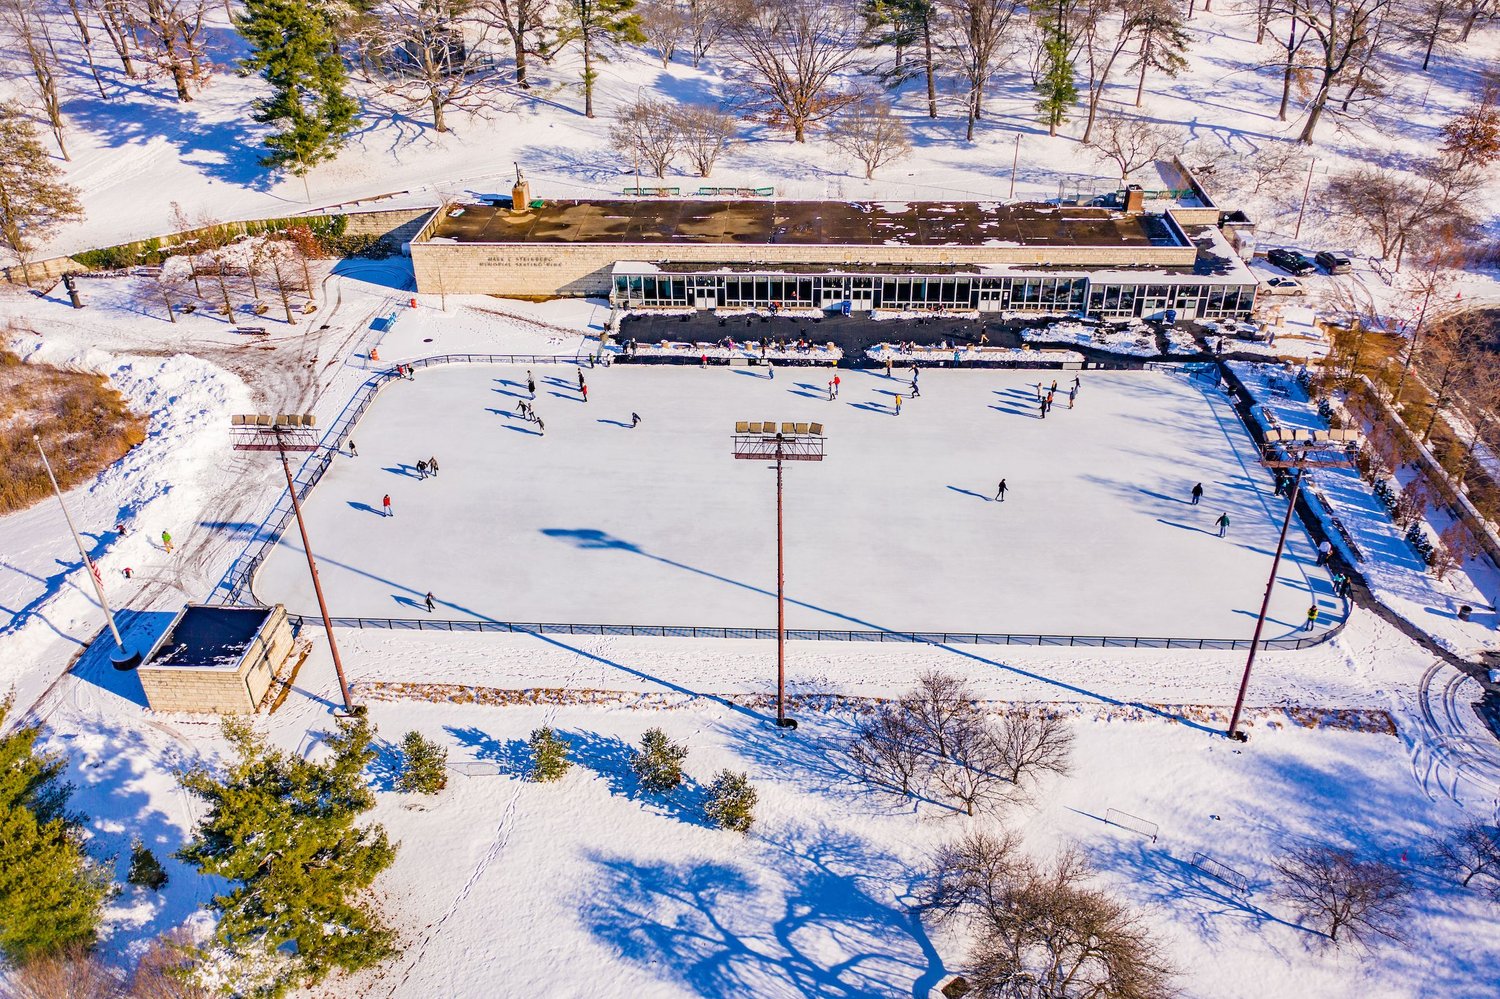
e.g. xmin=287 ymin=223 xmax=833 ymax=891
xmin=1432 ymin=819 xmax=1500 ymax=895
xmin=9 ymin=946 xmax=126 ymax=999
xmin=1089 ymin=111 xmax=1176 ymax=183
xmin=993 ymin=710 xmax=1074 ymax=789
xmin=672 ymin=103 xmax=737 ymax=176
xmin=829 ymin=98 xmax=912 ymax=178
xmin=362 ymin=0 xmax=502 ymax=132
xmin=1325 ymin=160 xmax=1479 ymax=269
xmin=0 ymin=0 xmax=70 ymax=158
xmin=931 ymin=707 xmax=1014 ymax=816
xmin=900 ymin=670 xmax=975 ymax=760
xmin=1411 ymin=0 xmax=1460 ymax=70
xmin=926 ymin=834 xmax=1177 ymax=998
xmin=1455 ymin=0 xmax=1495 ymax=39
xmin=62 ymin=0 xmax=111 ymax=99
xmin=609 ymin=95 xmax=680 ymax=178
xmin=729 ymin=0 xmax=866 ymax=143
xmin=135 ymin=0 xmax=212 ymax=102
xmin=1417 ymin=309 xmax=1484 ymax=443
xmin=87 ymin=0 xmax=139 ymax=78
xmin=639 ymin=0 xmax=689 ymax=65
xmin=940 ymin=0 xmax=1025 ymax=141
xmin=477 ymin=0 xmax=557 ymax=88
xmin=1273 ymin=845 xmax=1411 ymax=945
xmin=684 ymin=0 xmax=748 ymax=66
xmin=1074 ymin=0 xmax=1141 ymax=142
xmin=1288 ymin=0 xmax=1391 ymax=144
xmin=1440 ymin=92 xmax=1500 ymax=170
xmin=1453 ymin=352 xmax=1500 ymax=481
xmin=847 ymin=702 xmax=928 ymax=796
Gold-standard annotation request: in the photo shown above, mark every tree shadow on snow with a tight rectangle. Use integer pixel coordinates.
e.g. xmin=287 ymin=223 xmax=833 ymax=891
xmin=578 ymin=820 xmax=944 ymax=998
xmin=567 ymin=730 xmax=710 ymax=828
xmin=444 ymin=726 xmax=531 ymax=777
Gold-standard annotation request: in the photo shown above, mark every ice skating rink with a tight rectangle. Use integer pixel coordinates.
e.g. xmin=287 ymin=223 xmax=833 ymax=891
xmin=254 ymin=364 xmax=1339 ymax=639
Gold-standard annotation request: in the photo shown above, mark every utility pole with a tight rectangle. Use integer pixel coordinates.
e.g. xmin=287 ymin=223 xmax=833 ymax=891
xmin=34 ymin=435 xmax=138 ymax=667
xmin=232 ymin=415 xmax=356 ymax=713
xmin=1228 ymin=468 xmax=1301 ymax=741
xmin=1293 ymin=157 xmax=1316 ymax=241
xmin=1009 ymin=133 xmax=1021 ymax=200
xmin=732 ymin=422 xmax=826 ymax=729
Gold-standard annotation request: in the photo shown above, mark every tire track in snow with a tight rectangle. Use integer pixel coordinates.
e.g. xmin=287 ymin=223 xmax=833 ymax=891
xmin=1408 ymin=660 xmax=1500 ymax=816
xmin=380 ymin=640 xmax=606 ymax=997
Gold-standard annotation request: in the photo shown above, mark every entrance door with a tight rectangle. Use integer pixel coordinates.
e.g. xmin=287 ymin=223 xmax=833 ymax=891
xmin=977 ymin=288 xmax=1004 ymax=312
xmin=850 ymin=277 xmax=875 ymax=310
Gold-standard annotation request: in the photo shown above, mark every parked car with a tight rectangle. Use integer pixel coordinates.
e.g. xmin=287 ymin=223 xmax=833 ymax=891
xmin=1315 ymin=250 xmax=1353 ymax=274
xmin=1267 ymin=248 xmax=1316 ymax=276
xmin=1259 ymin=275 xmax=1304 ymax=295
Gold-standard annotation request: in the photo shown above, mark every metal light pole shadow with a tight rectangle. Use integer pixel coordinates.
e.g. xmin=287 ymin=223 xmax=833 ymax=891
xmin=1227 ymin=427 xmax=1363 ymax=741
xmin=732 ymin=421 xmax=827 ymax=730
xmin=231 ymin=413 xmax=357 ymax=714
xmin=33 ymin=435 xmax=139 ymax=668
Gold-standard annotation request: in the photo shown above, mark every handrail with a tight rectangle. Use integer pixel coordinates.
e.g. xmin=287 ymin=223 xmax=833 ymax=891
xmin=282 ymin=614 xmax=1344 ymax=651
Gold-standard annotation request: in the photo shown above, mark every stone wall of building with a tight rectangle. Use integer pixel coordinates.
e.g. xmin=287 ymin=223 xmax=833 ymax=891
xmin=411 ymin=239 xmax=1201 ymax=298
xmin=341 ymin=207 xmax=438 ymax=253
xmin=139 ymin=606 xmax=290 ymax=714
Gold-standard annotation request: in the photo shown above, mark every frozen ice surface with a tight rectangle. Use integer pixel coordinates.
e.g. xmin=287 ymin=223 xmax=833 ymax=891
xmin=255 ymin=366 xmax=1337 ymax=639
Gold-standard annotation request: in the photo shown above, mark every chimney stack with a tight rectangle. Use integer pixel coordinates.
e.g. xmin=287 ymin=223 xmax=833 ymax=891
xmin=512 ymin=163 xmax=532 ymax=213
xmin=1124 ymin=184 xmax=1145 ymax=212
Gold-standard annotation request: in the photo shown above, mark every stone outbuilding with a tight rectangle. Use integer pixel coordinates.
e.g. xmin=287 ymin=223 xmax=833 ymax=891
xmin=138 ymin=604 xmax=292 ymax=713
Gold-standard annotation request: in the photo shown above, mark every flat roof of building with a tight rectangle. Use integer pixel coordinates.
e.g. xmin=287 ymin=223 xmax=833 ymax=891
xmin=144 ymin=604 xmax=274 ymax=672
xmin=425 ymin=200 xmax=1181 ymax=249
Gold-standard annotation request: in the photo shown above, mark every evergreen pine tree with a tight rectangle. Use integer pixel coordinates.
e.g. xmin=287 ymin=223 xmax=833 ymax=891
xmin=630 ymin=727 xmax=687 ymax=793
xmin=0 ymin=695 xmax=111 ymax=963
xmin=0 ymin=103 xmax=84 ymax=284
xmin=128 ymin=839 xmax=170 ymax=891
xmin=703 ymin=770 xmax=757 ymax=833
xmin=237 ymin=0 xmax=361 ymax=180
xmin=395 ymin=730 xmax=448 ymax=794
xmin=563 ymin=0 xmax=645 ymax=118
xmin=1035 ymin=19 xmax=1078 ymax=137
xmin=177 ymin=717 xmax=397 ymax=997
xmin=528 ymin=726 xmax=572 ymax=782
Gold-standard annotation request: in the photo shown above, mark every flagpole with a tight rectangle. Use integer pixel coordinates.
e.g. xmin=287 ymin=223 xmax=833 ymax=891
xmin=33 ymin=435 xmax=138 ymax=666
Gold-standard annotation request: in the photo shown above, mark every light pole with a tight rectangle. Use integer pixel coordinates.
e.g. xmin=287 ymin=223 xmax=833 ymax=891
xmin=33 ymin=435 xmax=138 ymax=668
xmin=732 ymin=422 xmax=826 ymax=729
xmin=1227 ymin=431 xmax=1361 ymax=741
xmin=231 ymin=414 xmax=356 ymax=714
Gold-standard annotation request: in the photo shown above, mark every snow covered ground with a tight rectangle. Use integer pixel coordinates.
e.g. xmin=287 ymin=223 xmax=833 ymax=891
xmin=253 ymin=365 xmax=1339 ymax=641
xmin=4 ymin=267 xmax=1500 ymax=997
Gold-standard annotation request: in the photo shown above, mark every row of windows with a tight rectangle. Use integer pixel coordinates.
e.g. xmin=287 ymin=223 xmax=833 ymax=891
xmin=613 ymin=273 xmax=1256 ymax=319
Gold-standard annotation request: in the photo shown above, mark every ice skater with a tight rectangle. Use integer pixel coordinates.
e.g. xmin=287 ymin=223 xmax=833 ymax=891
xmin=348 ymin=439 xmax=358 ymax=457
xmin=995 ymin=478 xmax=1008 ymax=502
xmin=1304 ymin=604 xmax=1319 ymax=630
xmin=535 ymin=416 xmax=545 ymax=435
xmin=428 ymin=456 xmax=439 ymax=477
xmin=910 ymin=377 xmax=921 ymax=398
xmin=382 ymin=494 xmax=392 ymax=517
xmin=416 ymin=459 xmax=428 ymax=479
xmin=517 ymin=400 xmax=531 ymax=420
xmin=527 ymin=371 xmax=536 ymax=397
xmin=161 ymin=530 xmax=173 ymax=554
xmin=424 ymin=592 xmax=436 ymax=613
xmin=832 ymin=374 xmax=841 ymax=398
xmin=1072 ymin=375 xmax=1080 ymax=391
xmin=1035 ymin=382 xmax=1044 ymax=401
xmin=1190 ymin=482 xmax=1203 ymax=505
xmin=1039 ymin=399 xmax=1047 ymax=419
xmin=581 ymin=384 xmax=589 ymax=403
xmin=895 ymin=394 xmax=903 ymax=415
xmin=828 ymin=381 xmax=836 ymax=401
xmin=1068 ymin=386 xmax=1076 ymax=408
xmin=1316 ymin=540 xmax=1332 ymax=566
xmin=577 ymin=368 xmax=586 ymax=390
xmin=631 ymin=412 xmax=641 ymax=428
xmin=1215 ymin=511 xmax=1230 ymax=538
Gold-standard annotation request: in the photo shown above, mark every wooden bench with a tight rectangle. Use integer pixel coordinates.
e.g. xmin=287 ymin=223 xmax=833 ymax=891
xmin=234 ymin=326 xmax=269 ymax=336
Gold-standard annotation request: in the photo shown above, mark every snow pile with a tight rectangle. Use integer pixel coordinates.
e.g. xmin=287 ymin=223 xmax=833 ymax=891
xmin=866 ymin=342 xmax=1084 ymax=364
xmin=629 ymin=339 xmax=841 ymax=363
xmin=1022 ymin=320 xmax=1159 ymax=357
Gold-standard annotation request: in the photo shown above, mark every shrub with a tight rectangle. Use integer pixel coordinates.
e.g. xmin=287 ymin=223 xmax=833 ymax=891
xmin=395 ymin=731 xmax=448 ymax=794
xmin=631 ymin=728 xmax=687 ymax=793
xmin=704 ymin=770 xmax=757 ymax=833
xmin=127 ymin=840 xmax=169 ymax=891
xmin=528 ymin=727 xmax=571 ymax=783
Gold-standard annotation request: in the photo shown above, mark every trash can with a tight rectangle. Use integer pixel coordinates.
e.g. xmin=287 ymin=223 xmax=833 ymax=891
xmin=1458 ymin=605 xmax=1473 ymax=621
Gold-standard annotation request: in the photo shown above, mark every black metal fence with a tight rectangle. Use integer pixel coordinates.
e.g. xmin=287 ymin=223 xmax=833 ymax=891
xmin=286 ymin=614 xmax=1345 ymax=651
